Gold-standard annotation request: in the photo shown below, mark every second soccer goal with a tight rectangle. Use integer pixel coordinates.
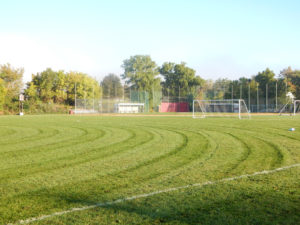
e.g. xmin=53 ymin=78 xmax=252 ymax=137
xmin=193 ymin=99 xmax=251 ymax=119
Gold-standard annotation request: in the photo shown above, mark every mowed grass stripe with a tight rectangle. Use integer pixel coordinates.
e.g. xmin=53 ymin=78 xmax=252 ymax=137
xmin=0 ymin=125 xmax=180 ymax=202
xmin=211 ymin=125 xmax=292 ymax=167
xmin=0 ymin=126 xmax=183 ymax=200
xmin=9 ymin=164 xmax=300 ymax=225
xmin=0 ymin=115 xmax=299 ymax=224
xmin=0 ymin=126 xmax=19 ymax=139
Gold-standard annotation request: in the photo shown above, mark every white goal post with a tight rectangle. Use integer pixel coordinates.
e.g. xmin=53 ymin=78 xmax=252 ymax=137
xmin=294 ymin=100 xmax=300 ymax=116
xmin=193 ymin=99 xmax=251 ymax=119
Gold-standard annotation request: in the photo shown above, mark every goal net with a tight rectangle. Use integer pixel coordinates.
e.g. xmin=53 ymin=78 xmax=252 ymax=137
xmin=75 ymin=99 xmax=101 ymax=114
xmin=279 ymin=100 xmax=300 ymax=116
xmin=193 ymin=99 xmax=250 ymax=119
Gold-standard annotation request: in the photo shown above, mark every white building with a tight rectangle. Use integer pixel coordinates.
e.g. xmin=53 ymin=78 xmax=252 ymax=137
xmin=114 ymin=103 xmax=144 ymax=113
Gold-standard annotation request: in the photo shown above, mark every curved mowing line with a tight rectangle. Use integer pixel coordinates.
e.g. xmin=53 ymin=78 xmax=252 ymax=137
xmin=124 ymin=126 xmax=218 ymax=176
xmin=0 ymin=127 xmax=107 ymax=175
xmin=0 ymin=126 xmax=89 ymax=155
xmin=0 ymin=126 xmax=156 ymax=184
xmin=71 ymin=127 xmax=211 ymax=198
xmin=253 ymin=136 xmax=284 ymax=167
xmin=19 ymin=126 xmax=154 ymax=177
xmin=215 ymin=126 xmax=285 ymax=167
xmin=1 ymin=126 xmax=101 ymax=157
xmin=123 ymin=128 xmax=189 ymax=173
xmin=0 ymin=127 xmax=47 ymax=146
xmin=145 ymin=129 xmax=221 ymax=183
xmin=224 ymin=132 xmax=252 ymax=173
xmin=111 ymin=127 xmax=201 ymax=177
xmin=213 ymin=124 xmax=300 ymax=144
xmin=0 ymin=126 xmax=18 ymax=139
xmin=8 ymin=163 xmax=300 ymax=225
xmin=202 ymin=126 xmax=285 ymax=170
xmin=0 ymin=127 xmax=108 ymax=178
xmin=1 ymin=126 xmax=173 ymax=202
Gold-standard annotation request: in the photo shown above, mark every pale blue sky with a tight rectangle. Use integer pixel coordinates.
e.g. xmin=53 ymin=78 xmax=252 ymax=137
xmin=0 ymin=0 xmax=299 ymax=82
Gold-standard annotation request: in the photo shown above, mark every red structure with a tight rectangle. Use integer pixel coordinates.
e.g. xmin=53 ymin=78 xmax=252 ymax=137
xmin=159 ymin=102 xmax=189 ymax=112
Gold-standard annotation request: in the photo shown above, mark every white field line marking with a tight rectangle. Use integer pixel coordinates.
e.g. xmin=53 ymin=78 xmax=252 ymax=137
xmin=9 ymin=163 xmax=300 ymax=225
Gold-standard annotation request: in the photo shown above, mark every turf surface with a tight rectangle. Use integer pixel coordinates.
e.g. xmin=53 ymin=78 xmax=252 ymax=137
xmin=0 ymin=115 xmax=299 ymax=224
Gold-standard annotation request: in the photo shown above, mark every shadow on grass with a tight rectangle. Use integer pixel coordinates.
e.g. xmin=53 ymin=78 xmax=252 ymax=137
xmin=58 ymin=183 xmax=299 ymax=225
xmin=3 ymin=173 xmax=299 ymax=225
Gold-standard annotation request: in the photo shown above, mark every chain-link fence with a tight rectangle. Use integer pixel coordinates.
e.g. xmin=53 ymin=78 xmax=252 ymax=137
xmin=72 ymin=82 xmax=298 ymax=114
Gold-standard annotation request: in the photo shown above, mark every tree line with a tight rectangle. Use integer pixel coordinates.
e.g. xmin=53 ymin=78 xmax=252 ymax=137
xmin=1 ymin=55 xmax=300 ymax=114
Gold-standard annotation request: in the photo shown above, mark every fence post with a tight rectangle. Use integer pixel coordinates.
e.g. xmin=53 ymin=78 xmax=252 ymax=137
xmin=266 ymin=83 xmax=268 ymax=112
xmin=240 ymin=84 xmax=242 ymax=99
xmin=257 ymin=83 xmax=259 ymax=112
xmin=276 ymin=82 xmax=278 ymax=111
xmin=248 ymin=83 xmax=250 ymax=110
xmin=75 ymin=83 xmax=77 ymax=113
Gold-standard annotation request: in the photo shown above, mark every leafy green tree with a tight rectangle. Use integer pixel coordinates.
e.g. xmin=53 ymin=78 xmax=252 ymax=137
xmin=0 ymin=78 xmax=7 ymax=112
xmin=255 ymin=68 xmax=276 ymax=85
xmin=122 ymin=55 xmax=161 ymax=91
xmin=255 ymin=68 xmax=276 ymax=95
xmin=101 ymin=74 xmax=123 ymax=98
xmin=280 ymin=67 xmax=300 ymax=99
xmin=31 ymin=68 xmax=57 ymax=102
xmin=64 ymin=71 xmax=101 ymax=105
xmin=27 ymin=69 xmax=101 ymax=107
xmin=160 ymin=62 xmax=204 ymax=97
xmin=25 ymin=81 xmax=38 ymax=101
xmin=0 ymin=63 xmax=23 ymax=112
xmin=52 ymin=70 xmax=67 ymax=104
xmin=122 ymin=55 xmax=161 ymax=109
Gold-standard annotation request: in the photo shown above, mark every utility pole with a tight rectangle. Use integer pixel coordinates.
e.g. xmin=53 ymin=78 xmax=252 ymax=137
xmin=231 ymin=84 xmax=234 ymax=112
xmin=93 ymin=85 xmax=95 ymax=111
xmin=266 ymin=83 xmax=268 ymax=112
xmin=75 ymin=83 xmax=77 ymax=113
xmin=248 ymin=83 xmax=250 ymax=110
xmin=240 ymin=84 xmax=242 ymax=99
xmin=123 ymin=84 xmax=125 ymax=102
xmin=257 ymin=83 xmax=259 ymax=112
xmin=276 ymin=82 xmax=278 ymax=111
xmin=152 ymin=85 xmax=155 ymax=111
xmin=100 ymin=82 xmax=103 ymax=113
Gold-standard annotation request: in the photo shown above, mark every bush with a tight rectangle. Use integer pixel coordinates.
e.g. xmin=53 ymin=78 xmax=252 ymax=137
xmin=23 ymin=101 xmax=70 ymax=114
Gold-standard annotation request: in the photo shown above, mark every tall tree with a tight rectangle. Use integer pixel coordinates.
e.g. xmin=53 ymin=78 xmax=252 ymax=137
xmin=101 ymin=74 xmax=123 ymax=98
xmin=25 ymin=81 xmax=38 ymax=101
xmin=0 ymin=78 xmax=6 ymax=112
xmin=280 ymin=67 xmax=300 ymax=99
xmin=31 ymin=68 xmax=57 ymax=102
xmin=160 ymin=62 xmax=204 ymax=97
xmin=27 ymin=69 xmax=101 ymax=105
xmin=0 ymin=63 xmax=23 ymax=112
xmin=121 ymin=55 xmax=160 ymax=91
xmin=255 ymin=68 xmax=276 ymax=91
xmin=122 ymin=55 xmax=161 ymax=109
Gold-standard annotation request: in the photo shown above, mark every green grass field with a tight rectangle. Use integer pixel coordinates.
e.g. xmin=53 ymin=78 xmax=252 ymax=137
xmin=0 ymin=115 xmax=299 ymax=225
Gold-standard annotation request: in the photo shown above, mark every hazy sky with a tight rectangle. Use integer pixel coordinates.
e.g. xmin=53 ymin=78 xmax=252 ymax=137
xmin=0 ymin=0 xmax=299 ymax=83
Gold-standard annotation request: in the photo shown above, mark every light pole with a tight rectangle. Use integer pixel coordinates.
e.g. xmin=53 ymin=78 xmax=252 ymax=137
xmin=276 ymin=82 xmax=278 ymax=111
xmin=257 ymin=83 xmax=259 ymax=112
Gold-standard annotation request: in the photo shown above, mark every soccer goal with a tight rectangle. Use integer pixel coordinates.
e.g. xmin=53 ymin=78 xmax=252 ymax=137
xmin=279 ymin=100 xmax=300 ymax=116
xmin=279 ymin=92 xmax=297 ymax=116
xmin=193 ymin=99 xmax=251 ymax=119
xmin=74 ymin=98 xmax=101 ymax=114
